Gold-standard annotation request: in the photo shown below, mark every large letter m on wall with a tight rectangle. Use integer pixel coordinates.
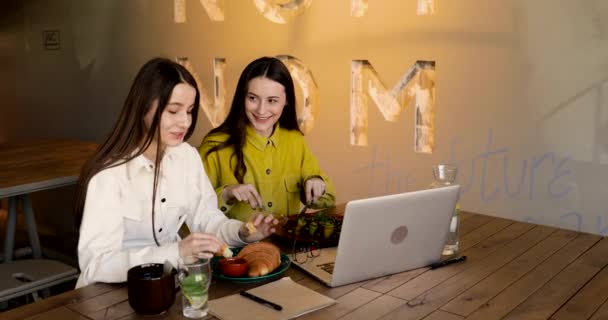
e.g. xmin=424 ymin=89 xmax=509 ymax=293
xmin=350 ymin=60 xmax=436 ymax=153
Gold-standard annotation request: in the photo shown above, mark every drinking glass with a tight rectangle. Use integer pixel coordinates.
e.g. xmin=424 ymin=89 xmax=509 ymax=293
xmin=430 ymin=164 xmax=460 ymax=256
xmin=177 ymin=256 xmax=211 ymax=318
xmin=431 ymin=164 xmax=457 ymax=187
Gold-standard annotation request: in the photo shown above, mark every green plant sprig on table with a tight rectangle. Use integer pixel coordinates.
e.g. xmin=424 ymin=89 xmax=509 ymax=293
xmin=314 ymin=211 xmax=336 ymax=238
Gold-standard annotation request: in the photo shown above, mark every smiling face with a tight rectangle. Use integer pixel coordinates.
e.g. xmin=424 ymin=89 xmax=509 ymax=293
xmin=244 ymin=76 xmax=287 ymax=137
xmin=144 ymin=83 xmax=196 ymax=155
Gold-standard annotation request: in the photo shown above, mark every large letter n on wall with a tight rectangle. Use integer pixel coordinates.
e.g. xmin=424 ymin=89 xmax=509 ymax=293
xmin=177 ymin=57 xmax=228 ymax=128
xmin=350 ymin=60 xmax=435 ymax=153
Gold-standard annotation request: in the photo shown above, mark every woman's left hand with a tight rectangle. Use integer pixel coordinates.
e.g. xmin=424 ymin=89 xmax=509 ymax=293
xmin=305 ymin=178 xmax=326 ymax=204
xmin=239 ymin=213 xmax=279 ymax=242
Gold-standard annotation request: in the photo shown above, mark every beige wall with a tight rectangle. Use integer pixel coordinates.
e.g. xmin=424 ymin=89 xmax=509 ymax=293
xmin=4 ymin=0 xmax=608 ymax=235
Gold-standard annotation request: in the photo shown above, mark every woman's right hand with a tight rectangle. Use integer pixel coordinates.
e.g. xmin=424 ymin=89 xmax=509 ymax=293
xmin=222 ymin=184 xmax=264 ymax=209
xmin=239 ymin=213 xmax=279 ymax=242
xmin=178 ymin=232 xmax=223 ymax=258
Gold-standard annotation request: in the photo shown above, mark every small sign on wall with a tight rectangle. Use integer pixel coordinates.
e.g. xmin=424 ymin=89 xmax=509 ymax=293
xmin=43 ymin=30 xmax=60 ymax=50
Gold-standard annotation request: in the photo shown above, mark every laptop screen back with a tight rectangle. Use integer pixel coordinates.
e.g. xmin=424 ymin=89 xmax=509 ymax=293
xmin=330 ymin=185 xmax=460 ymax=287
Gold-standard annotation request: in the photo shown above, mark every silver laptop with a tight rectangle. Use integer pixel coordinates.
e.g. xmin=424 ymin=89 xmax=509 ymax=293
xmin=291 ymin=185 xmax=460 ymax=287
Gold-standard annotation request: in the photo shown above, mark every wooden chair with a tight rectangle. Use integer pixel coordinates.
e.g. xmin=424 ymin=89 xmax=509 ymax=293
xmin=0 ymin=196 xmax=78 ymax=306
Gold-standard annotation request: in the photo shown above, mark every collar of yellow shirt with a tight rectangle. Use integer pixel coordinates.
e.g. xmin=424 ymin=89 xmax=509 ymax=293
xmin=245 ymin=123 xmax=282 ymax=150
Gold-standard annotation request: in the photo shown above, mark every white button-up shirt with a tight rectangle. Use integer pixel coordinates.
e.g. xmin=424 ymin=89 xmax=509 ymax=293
xmin=76 ymin=143 xmax=246 ymax=288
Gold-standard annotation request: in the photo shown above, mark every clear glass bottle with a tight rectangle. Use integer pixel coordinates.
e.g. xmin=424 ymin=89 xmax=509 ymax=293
xmin=430 ymin=164 xmax=460 ymax=256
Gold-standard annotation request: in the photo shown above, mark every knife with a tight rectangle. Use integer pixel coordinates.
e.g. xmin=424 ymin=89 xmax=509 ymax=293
xmin=298 ymin=200 xmax=312 ymax=217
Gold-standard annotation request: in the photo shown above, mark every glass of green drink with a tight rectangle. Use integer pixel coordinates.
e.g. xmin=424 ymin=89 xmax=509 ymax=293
xmin=177 ymin=256 xmax=211 ymax=318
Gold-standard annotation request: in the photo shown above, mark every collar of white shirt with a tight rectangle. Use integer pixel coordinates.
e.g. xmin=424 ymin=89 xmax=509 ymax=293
xmin=125 ymin=145 xmax=181 ymax=175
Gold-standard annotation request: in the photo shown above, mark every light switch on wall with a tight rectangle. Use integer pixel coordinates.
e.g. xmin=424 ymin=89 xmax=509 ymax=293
xmin=43 ymin=30 xmax=60 ymax=50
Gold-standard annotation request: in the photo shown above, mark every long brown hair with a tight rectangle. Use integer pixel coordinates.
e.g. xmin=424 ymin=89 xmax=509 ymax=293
xmin=74 ymin=58 xmax=200 ymax=244
xmin=204 ymin=57 xmax=300 ymax=183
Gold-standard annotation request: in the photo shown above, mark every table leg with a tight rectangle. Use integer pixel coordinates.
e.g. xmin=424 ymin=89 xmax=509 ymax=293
xmin=3 ymin=197 xmax=17 ymax=262
xmin=22 ymin=194 xmax=42 ymax=259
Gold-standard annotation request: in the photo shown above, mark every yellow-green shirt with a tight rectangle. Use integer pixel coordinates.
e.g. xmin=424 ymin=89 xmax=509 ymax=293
xmin=199 ymin=125 xmax=336 ymax=221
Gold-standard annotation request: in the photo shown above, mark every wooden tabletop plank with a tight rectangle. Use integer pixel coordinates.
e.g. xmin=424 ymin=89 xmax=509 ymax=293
xmin=298 ymin=287 xmax=381 ymax=320
xmin=284 ymin=265 xmax=308 ymax=282
xmin=386 ymin=222 xmax=535 ymax=301
xmin=501 ymin=238 xmax=608 ymax=320
xmin=339 ymin=294 xmax=406 ymax=320
xmin=551 ymin=266 xmax=608 ymax=320
xmin=114 ymin=304 xmax=216 ymax=320
xmin=362 ymin=267 xmax=428 ymax=294
xmin=573 ymin=237 xmax=608 ymax=268
xmin=314 ymin=278 xmax=372 ymax=300
xmin=459 ymin=214 xmax=495 ymax=236
xmin=1 ymin=283 xmax=121 ymax=320
xmin=501 ymin=263 xmax=599 ymax=320
xmin=66 ymin=285 xmax=129 ymax=316
xmin=441 ymin=229 xmax=578 ymax=316
xmin=24 ymin=306 xmax=89 ymax=320
xmin=83 ymin=300 xmax=135 ymax=320
xmin=589 ymin=297 xmax=608 ymax=320
xmin=296 ymin=275 xmax=326 ymax=292
xmin=381 ymin=225 xmax=556 ymax=320
xmin=117 ymin=291 xmax=219 ymax=319
xmin=425 ymin=310 xmax=464 ymax=320
xmin=465 ymin=233 xmax=601 ymax=320
xmin=459 ymin=218 xmax=514 ymax=251
xmin=467 ymin=222 xmax=535 ymax=253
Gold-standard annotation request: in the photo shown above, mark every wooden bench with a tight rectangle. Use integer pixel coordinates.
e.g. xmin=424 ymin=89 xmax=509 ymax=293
xmin=0 ymin=259 xmax=79 ymax=303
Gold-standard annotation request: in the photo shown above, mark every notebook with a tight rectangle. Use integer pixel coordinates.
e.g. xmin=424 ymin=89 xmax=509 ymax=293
xmin=208 ymin=277 xmax=336 ymax=320
xmin=291 ymin=185 xmax=460 ymax=287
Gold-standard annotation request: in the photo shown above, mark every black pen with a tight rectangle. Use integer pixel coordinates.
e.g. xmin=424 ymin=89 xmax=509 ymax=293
xmin=430 ymin=255 xmax=467 ymax=269
xmin=240 ymin=290 xmax=283 ymax=311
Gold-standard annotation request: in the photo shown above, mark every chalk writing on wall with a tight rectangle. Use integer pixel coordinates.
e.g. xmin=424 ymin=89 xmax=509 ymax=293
xmin=448 ymin=129 xmax=572 ymax=203
xmin=350 ymin=128 xmax=608 ymax=234
xmin=355 ymin=129 xmax=572 ymax=203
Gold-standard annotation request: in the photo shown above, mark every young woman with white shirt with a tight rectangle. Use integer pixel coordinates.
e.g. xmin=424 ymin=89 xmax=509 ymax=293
xmin=73 ymin=57 xmax=278 ymax=288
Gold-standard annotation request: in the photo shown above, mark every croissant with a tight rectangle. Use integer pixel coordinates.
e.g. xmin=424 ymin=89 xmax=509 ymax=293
xmin=236 ymin=242 xmax=281 ymax=277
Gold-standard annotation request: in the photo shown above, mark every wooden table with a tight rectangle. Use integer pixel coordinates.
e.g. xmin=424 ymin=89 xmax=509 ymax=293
xmin=0 ymin=139 xmax=97 ymax=261
xmin=3 ymin=211 xmax=608 ymax=320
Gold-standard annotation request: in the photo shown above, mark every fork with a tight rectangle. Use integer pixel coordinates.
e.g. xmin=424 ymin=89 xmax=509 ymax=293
xmin=291 ymin=201 xmax=315 ymax=263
